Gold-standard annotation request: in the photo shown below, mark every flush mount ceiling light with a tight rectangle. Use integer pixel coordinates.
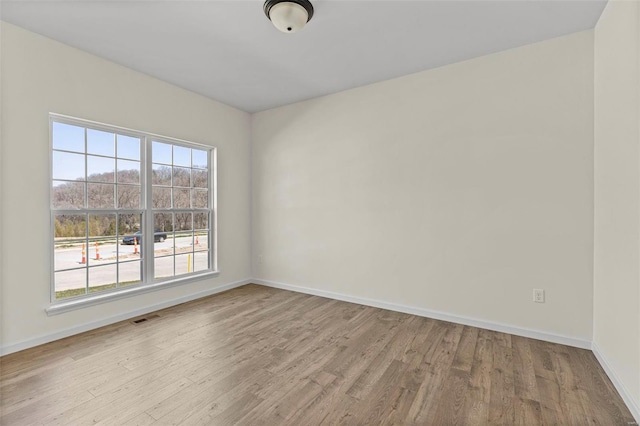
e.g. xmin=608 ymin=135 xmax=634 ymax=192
xmin=263 ymin=0 xmax=314 ymax=33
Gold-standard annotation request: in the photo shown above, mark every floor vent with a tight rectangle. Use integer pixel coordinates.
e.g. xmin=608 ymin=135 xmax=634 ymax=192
xmin=132 ymin=314 xmax=159 ymax=324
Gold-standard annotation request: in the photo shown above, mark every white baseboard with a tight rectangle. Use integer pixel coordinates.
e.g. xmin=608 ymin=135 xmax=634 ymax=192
xmin=592 ymin=342 xmax=640 ymax=423
xmin=252 ymin=278 xmax=592 ymax=350
xmin=0 ymin=278 xmax=252 ymax=356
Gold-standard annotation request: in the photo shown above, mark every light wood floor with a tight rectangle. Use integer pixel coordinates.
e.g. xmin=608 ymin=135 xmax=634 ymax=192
xmin=0 ymin=284 xmax=634 ymax=425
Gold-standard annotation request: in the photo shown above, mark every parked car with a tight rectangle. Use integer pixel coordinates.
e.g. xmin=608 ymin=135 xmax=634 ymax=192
xmin=122 ymin=230 xmax=167 ymax=245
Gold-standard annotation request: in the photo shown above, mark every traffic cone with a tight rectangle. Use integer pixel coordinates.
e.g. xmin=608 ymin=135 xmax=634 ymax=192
xmin=95 ymin=241 xmax=101 ymax=260
xmin=134 ymin=237 xmax=139 ymax=255
xmin=81 ymin=243 xmax=86 ymax=264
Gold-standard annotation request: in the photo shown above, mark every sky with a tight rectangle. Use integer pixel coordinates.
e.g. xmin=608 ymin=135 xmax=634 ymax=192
xmin=52 ymin=121 xmax=208 ymax=186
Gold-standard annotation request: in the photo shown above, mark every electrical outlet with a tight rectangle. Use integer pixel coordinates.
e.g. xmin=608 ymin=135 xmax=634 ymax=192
xmin=533 ymin=289 xmax=545 ymax=303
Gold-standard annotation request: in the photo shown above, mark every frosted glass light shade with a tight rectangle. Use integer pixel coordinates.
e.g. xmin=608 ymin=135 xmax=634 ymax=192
xmin=270 ymin=2 xmax=307 ymax=33
xmin=264 ymin=0 xmax=314 ymax=33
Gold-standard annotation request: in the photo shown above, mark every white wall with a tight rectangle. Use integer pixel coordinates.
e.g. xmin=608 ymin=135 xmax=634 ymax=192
xmin=0 ymin=23 xmax=252 ymax=352
xmin=593 ymin=0 xmax=640 ymax=417
xmin=252 ymin=31 xmax=595 ymax=343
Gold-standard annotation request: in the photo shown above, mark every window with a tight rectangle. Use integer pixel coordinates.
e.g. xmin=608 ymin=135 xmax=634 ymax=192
xmin=50 ymin=115 xmax=216 ymax=306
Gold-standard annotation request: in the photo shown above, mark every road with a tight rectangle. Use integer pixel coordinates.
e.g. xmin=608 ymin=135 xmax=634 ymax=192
xmin=54 ymin=235 xmax=209 ymax=291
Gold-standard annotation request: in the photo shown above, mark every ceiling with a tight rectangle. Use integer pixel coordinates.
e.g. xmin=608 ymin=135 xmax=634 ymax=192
xmin=1 ymin=1 xmax=606 ymax=113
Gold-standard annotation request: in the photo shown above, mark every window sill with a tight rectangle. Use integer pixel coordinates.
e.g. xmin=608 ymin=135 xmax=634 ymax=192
xmin=46 ymin=270 xmax=220 ymax=316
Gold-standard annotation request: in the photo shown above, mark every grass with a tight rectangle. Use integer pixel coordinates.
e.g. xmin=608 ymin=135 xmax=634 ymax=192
xmin=55 ymin=280 xmax=140 ymax=299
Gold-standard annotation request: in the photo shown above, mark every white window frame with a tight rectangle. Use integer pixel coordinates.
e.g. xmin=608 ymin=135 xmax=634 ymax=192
xmin=47 ymin=114 xmax=218 ymax=315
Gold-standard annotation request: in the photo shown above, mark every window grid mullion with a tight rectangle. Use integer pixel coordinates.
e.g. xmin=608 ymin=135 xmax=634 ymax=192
xmin=85 ymin=212 xmax=89 ymax=295
xmin=116 ymin=213 xmax=120 ymax=288
xmin=114 ymin=134 xmax=118 ymax=212
xmin=210 ymin=149 xmax=217 ymax=272
xmin=83 ymin=127 xmax=90 ymax=295
xmin=144 ymin=136 xmax=154 ymax=283
xmin=84 ymin=128 xmax=88 ymax=209
xmin=51 ymin=115 xmax=215 ymax=303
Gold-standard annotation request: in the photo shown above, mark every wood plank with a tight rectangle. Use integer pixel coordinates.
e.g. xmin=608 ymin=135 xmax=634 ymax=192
xmin=428 ymin=367 xmax=470 ymax=425
xmin=536 ymin=375 xmax=569 ymax=425
xmin=553 ymin=350 xmax=589 ymax=423
xmin=512 ymin=335 xmax=540 ymax=402
xmin=451 ymin=325 xmax=479 ymax=372
xmin=460 ymin=328 xmax=494 ymax=425
xmin=513 ymin=397 xmax=543 ymax=425
xmin=408 ymin=322 xmax=465 ymax=424
xmin=489 ymin=342 xmax=515 ymax=424
xmin=120 ymin=412 xmax=156 ymax=426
